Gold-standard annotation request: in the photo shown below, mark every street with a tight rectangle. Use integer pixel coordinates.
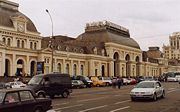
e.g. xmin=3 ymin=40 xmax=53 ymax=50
xmin=51 ymin=82 xmax=180 ymax=112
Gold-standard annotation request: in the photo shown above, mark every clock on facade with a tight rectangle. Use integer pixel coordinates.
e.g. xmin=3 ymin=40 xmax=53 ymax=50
xmin=17 ymin=23 xmax=25 ymax=32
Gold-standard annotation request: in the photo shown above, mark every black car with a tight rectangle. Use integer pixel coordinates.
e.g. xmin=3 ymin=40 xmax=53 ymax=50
xmin=27 ymin=73 xmax=72 ymax=98
xmin=72 ymin=80 xmax=86 ymax=88
xmin=0 ymin=88 xmax=52 ymax=112
xmin=72 ymin=75 xmax=93 ymax=88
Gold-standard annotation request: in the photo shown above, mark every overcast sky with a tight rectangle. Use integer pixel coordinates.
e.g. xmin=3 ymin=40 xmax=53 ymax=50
xmin=12 ymin=0 xmax=180 ymax=50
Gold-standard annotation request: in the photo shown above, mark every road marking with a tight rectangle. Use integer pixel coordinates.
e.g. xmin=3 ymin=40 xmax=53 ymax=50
xmin=77 ymin=96 xmax=108 ymax=102
xmin=114 ymin=100 xmax=130 ymax=104
xmin=79 ymin=105 xmax=108 ymax=112
xmin=167 ymin=89 xmax=178 ymax=93
xmin=109 ymin=106 xmax=130 ymax=112
xmin=53 ymin=102 xmax=69 ymax=106
xmin=54 ymin=104 xmax=83 ymax=111
xmin=114 ymin=94 xmax=122 ymax=97
xmin=168 ymin=88 xmax=176 ymax=90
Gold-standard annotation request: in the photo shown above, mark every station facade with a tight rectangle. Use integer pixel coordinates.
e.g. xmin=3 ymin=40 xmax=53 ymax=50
xmin=0 ymin=0 xmax=180 ymax=78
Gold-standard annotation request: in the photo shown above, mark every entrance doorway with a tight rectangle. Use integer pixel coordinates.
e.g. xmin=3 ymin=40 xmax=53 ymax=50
xmin=5 ymin=59 xmax=10 ymax=76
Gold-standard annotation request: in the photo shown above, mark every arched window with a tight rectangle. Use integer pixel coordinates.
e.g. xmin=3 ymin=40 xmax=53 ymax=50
xmin=7 ymin=38 xmax=11 ymax=46
xmin=66 ymin=64 xmax=69 ymax=74
xmin=22 ymin=40 xmax=24 ymax=48
xmin=2 ymin=38 xmax=6 ymax=43
xmin=73 ymin=64 xmax=77 ymax=76
xmin=57 ymin=63 xmax=61 ymax=73
xmin=30 ymin=42 xmax=33 ymax=49
xmin=34 ymin=42 xmax=37 ymax=50
xmin=80 ymin=65 xmax=84 ymax=75
xmin=17 ymin=40 xmax=20 ymax=48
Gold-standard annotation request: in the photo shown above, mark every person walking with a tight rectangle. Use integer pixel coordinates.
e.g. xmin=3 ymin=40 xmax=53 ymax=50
xmin=117 ymin=76 xmax=122 ymax=89
xmin=112 ymin=77 xmax=117 ymax=88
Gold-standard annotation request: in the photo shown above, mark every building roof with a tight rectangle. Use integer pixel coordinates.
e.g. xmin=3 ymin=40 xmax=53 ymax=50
xmin=77 ymin=21 xmax=140 ymax=49
xmin=0 ymin=0 xmax=38 ymax=32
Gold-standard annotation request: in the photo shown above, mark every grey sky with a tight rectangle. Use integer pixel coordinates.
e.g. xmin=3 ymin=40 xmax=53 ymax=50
xmin=13 ymin=0 xmax=180 ymax=50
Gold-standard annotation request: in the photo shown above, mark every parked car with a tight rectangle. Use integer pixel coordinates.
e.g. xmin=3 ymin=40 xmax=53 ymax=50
xmin=130 ymin=80 xmax=165 ymax=101
xmin=98 ymin=76 xmax=112 ymax=86
xmin=122 ymin=78 xmax=131 ymax=85
xmin=27 ymin=73 xmax=72 ymax=98
xmin=6 ymin=81 xmax=26 ymax=88
xmin=0 ymin=82 xmax=10 ymax=89
xmin=72 ymin=80 xmax=86 ymax=88
xmin=167 ymin=76 xmax=177 ymax=82
xmin=72 ymin=75 xmax=93 ymax=88
xmin=89 ymin=76 xmax=106 ymax=87
xmin=175 ymin=75 xmax=180 ymax=83
xmin=0 ymin=88 xmax=53 ymax=112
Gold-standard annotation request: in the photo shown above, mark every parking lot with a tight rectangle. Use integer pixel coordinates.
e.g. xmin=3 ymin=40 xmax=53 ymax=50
xmin=51 ymin=82 xmax=180 ymax=112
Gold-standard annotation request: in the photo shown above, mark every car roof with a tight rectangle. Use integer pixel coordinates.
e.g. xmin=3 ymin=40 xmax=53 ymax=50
xmin=140 ymin=80 xmax=159 ymax=83
xmin=0 ymin=88 xmax=32 ymax=93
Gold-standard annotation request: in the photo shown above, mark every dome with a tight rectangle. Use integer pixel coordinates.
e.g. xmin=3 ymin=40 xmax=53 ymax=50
xmin=77 ymin=30 xmax=141 ymax=49
xmin=77 ymin=21 xmax=141 ymax=49
xmin=0 ymin=0 xmax=38 ymax=32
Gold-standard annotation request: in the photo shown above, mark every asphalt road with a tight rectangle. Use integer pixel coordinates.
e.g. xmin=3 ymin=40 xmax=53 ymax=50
xmin=51 ymin=82 xmax=180 ymax=112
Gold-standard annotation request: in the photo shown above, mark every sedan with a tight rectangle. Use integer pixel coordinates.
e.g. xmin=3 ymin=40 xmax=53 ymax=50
xmin=72 ymin=80 xmax=86 ymax=88
xmin=6 ymin=81 xmax=26 ymax=88
xmin=130 ymin=81 xmax=165 ymax=101
xmin=0 ymin=88 xmax=53 ymax=112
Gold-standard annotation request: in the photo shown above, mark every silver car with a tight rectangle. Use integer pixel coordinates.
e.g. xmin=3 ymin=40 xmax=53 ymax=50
xmin=130 ymin=81 xmax=165 ymax=101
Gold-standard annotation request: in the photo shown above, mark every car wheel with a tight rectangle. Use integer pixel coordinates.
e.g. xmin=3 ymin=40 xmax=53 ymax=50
xmin=106 ymin=83 xmax=110 ymax=86
xmin=50 ymin=95 xmax=55 ymax=99
xmin=34 ymin=108 xmax=42 ymax=112
xmin=38 ymin=93 xmax=45 ymax=98
xmin=62 ymin=91 xmax=69 ymax=98
xmin=131 ymin=97 xmax=135 ymax=101
xmin=161 ymin=91 xmax=165 ymax=98
xmin=153 ymin=93 xmax=157 ymax=101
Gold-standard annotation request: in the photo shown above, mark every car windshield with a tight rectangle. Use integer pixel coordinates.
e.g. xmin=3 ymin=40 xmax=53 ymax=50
xmin=104 ymin=77 xmax=111 ymax=80
xmin=28 ymin=76 xmax=42 ymax=85
xmin=84 ymin=76 xmax=91 ymax=81
xmin=0 ymin=92 xmax=5 ymax=103
xmin=135 ymin=82 xmax=155 ymax=88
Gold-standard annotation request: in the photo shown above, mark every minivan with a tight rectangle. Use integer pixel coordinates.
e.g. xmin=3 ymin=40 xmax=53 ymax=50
xmin=27 ymin=73 xmax=72 ymax=98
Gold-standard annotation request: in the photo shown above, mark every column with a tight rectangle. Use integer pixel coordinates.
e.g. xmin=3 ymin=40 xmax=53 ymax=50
xmin=26 ymin=56 xmax=29 ymax=76
xmin=1 ymin=52 xmax=5 ymax=76
xmin=89 ymin=60 xmax=94 ymax=76
xmin=12 ymin=54 xmax=16 ymax=76
xmin=70 ymin=60 xmax=73 ymax=76
xmin=77 ymin=61 xmax=80 ymax=75
xmin=63 ymin=59 xmax=65 ymax=73
xmin=109 ymin=61 xmax=114 ymax=77
xmin=54 ymin=58 xmax=57 ymax=72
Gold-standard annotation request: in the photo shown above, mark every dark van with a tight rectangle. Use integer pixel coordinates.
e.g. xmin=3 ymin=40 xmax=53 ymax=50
xmin=27 ymin=73 xmax=72 ymax=98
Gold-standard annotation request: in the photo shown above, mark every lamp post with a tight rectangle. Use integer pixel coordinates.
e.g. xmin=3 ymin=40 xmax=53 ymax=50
xmin=46 ymin=9 xmax=54 ymax=72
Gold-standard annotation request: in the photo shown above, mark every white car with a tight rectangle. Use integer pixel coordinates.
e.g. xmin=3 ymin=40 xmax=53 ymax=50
xmin=175 ymin=75 xmax=180 ymax=83
xmin=7 ymin=81 xmax=26 ymax=88
xmin=130 ymin=81 xmax=165 ymax=101
xmin=167 ymin=77 xmax=177 ymax=82
xmin=98 ymin=77 xmax=112 ymax=86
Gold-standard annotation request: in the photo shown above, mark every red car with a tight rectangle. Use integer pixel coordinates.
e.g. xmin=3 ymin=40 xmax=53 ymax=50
xmin=0 ymin=88 xmax=53 ymax=112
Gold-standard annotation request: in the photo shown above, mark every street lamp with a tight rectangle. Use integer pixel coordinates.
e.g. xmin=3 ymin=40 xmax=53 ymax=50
xmin=46 ymin=9 xmax=54 ymax=72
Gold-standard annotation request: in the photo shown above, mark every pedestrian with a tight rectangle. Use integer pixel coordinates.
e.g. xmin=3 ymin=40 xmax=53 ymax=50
xmin=112 ymin=77 xmax=117 ymax=88
xmin=117 ymin=76 xmax=122 ymax=89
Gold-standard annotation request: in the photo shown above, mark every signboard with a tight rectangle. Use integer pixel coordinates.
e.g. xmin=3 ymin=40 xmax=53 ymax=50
xmin=37 ymin=61 xmax=44 ymax=74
